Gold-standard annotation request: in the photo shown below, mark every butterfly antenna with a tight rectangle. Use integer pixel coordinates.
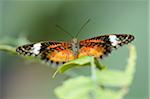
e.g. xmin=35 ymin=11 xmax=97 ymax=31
xmin=56 ymin=24 xmax=74 ymax=38
xmin=75 ymin=18 xmax=91 ymax=38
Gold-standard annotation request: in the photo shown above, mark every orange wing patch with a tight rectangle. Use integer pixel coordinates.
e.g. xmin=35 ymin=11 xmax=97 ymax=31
xmin=47 ymin=44 xmax=61 ymax=49
xmin=47 ymin=49 xmax=75 ymax=62
xmin=78 ymin=46 xmax=106 ymax=58
xmin=84 ymin=39 xmax=104 ymax=43
xmin=80 ymin=40 xmax=104 ymax=46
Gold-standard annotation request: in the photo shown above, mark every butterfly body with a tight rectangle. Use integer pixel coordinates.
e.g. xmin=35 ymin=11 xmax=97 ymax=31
xmin=16 ymin=34 xmax=134 ymax=66
xmin=70 ymin=38 xmax=79 ymax=58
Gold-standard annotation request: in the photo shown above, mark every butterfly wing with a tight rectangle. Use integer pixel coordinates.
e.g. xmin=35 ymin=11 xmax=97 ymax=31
xmin=79 ymin=34 xmax=134 ymax=59
xmin=16 ymin=34 xmax=134 ymax=65
xmin=16 ymin=41 xmax=75 ymax=65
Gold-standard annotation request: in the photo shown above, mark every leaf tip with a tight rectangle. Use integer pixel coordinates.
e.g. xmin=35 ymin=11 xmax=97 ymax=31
xmin=52 ymin=70 xmax=59 ymax=78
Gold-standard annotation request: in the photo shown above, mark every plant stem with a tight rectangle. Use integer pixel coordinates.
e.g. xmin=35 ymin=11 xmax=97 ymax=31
xmin=0 ymin=45 xmax=16 ymax=54
xmin=89 ymin=57 xmax=97 ymax=99
xmin=91 ymin=57 xmax=97 ymax=83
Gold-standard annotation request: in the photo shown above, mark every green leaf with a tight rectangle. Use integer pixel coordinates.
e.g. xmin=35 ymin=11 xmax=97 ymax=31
xmin=93 ymin=88 xmax=128 ymax=99
xmin=55 ymin=76 xmax=128 ymax=99
xmin=55 ymin=76 xmax=92 ymax=99
xmin=52 ymin=56 xmax=106 ymax=78
xmin=58 ymin=56 xmax=92 ymax=73
xmin=52 ymin=56 xmax=91 ymax=78
xmin=96 ymin=70 xmax=131 ymax=87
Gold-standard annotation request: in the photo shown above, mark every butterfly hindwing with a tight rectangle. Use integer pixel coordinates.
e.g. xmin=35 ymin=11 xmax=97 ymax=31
xmin=40 ymin=42 xmax=75 ymax=65
xmin=79 ymin=34 xmax=134 ymax=59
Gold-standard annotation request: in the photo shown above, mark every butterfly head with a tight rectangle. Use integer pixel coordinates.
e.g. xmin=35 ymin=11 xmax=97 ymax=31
xmin=71 ymin=38 xmax=78 ymax=44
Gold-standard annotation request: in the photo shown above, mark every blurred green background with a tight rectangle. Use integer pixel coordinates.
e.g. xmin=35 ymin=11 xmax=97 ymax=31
xmin=0 ymin=0 xmax=148 ymax=99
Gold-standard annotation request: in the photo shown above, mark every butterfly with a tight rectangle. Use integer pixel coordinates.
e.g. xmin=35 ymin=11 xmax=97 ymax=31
xmin=16 ymin=34 xmax=134 ymax=66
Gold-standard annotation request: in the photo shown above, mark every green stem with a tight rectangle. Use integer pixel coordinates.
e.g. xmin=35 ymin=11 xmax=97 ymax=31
xmin=125 ymin=45 xmax=137 ymax=75
xmin=89 ymin=57 xmax=97 ymax=99
xmin=0 ymin=45 xmax=16 ymax=54
xmin=91 ymin=57 xmax=97 ymax=83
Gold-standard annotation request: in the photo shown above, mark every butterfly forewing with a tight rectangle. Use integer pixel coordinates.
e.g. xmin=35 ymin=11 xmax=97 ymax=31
xmin=16 ymin=41 xmax=62 ymax=56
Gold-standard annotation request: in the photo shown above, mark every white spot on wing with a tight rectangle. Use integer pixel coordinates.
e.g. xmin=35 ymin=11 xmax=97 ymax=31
xmin=31 ymin=43 xmax=41 ymax=55
xmin=109 ymin=35 xmax=119 ymax=46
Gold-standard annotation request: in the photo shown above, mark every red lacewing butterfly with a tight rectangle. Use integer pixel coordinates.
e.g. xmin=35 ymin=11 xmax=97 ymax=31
xmin=16 ymin=19 xmax=134 ymax=66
